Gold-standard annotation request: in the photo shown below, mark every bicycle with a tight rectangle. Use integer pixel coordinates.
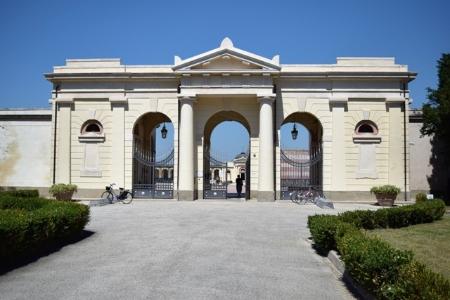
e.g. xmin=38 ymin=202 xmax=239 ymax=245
xmin=290 ymin=187 xmax=322 ymax=205
xmin=101 ymin=183 xmax=133 ymax=204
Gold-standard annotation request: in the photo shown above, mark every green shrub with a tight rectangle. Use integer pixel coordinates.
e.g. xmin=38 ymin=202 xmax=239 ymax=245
xmin=393 ymin=261 xmax=450 ymax=300
xmin=307 ymin=215 xmax=341 ymax=253
xmin=0 ymin=189 xmax=39 ymax=198
xmin=337 ymin=231 xmax=413 ymax=298
xmin=0 ymin=195 xmax=48 ymax=211
xmin=338 ymin=209 xmax=376 ymax=229
xmin=337 ymin=200 xmax=446 ymax=230
xmin=370 ymin=184 xmax=400 ymax=196
xmin=416 ymin=192 xmax=428 ymax=203
xmin=0 ymin=197 xmax=90 ymax=261
xmin=336 ymin=228 xmax=450 ymax=299
xmin=370 ymin=184 xmax=401 ymax=196
xmin=49 ymin=184 xmax=78 ymax=201
xmin=307 ymin=199 xmax=449 ymax=299
xmin=309 ymin=201 xmax=446 ymax=252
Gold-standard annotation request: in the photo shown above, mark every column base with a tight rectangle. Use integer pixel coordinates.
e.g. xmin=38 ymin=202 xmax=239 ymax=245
xmin=178 ymin=190 xmax=195 ymax=201
xmin=257 ymin=191 xmax=275 ymax=202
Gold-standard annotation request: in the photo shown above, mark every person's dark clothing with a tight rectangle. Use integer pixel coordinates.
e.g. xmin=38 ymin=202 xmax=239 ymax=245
xmin=236 ymin=177 xmax=243 ymax=197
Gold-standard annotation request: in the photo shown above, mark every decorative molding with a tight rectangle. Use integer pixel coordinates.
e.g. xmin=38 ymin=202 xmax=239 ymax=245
xmin=386 ymin=96 xmax=406 ymax=103
xmin=257 ymin=94 xmax=276 ymax=103
xmin=73 ymin=96 xmax=109 ymax=101
xmin=178 ymin=96 xmax=197 ymax=104
xmin=355 ymin=170 xmax=378 ymax=179
xmin=352 ymin=135 xmax=382 ymax=144
xmin=348 ymin=97 xmax=386 ymax=102
xmin=78 ymin=134 xmax=105 ymax=143
xmin=329 ymin=96 xmax=347 ymax=104
xmin=173 ymin=37 xmax=281 ymax=72
xmin=109 ymin=96 xmax=128 ymax=104
xmin=362 ymin=110 xmax=370 ymax=120
xmin=54 ymin=98 xmax=74 ymax=104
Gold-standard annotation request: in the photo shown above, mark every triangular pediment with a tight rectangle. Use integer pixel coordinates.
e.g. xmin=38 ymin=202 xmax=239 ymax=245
xmin=172 ymin=38 xmax=280 ymax=72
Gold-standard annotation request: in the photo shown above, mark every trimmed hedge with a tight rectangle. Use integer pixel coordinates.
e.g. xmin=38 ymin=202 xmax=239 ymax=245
xmin=307 ymin=215 xmax=342 ymax=254
xmin=338 ymin=199 xmax=445 ymax=230
xmin=0 ymin=196 xmax=90 ymax=262
xmin=0 ymin=189 xmax=39 ymax=198
xmin=337 ymin=230 xmax=413 ymax=297
xmin=308 ymin=200 xmax=450 ymax=299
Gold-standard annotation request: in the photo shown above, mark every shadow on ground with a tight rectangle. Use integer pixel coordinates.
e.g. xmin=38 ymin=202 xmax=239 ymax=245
xmin=0 ymin=230 xmax=95 ymax=275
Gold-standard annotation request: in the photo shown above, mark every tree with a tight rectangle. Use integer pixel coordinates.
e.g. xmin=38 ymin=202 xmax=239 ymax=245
xmin=421 ymin=53 xmax=450 ymax=202
xmin=421 ymin=53 xmax=450 ymax=145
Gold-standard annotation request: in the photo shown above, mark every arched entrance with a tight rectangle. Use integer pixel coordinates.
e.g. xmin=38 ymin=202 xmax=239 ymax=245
xmin=132 ymin=112 xmax=174 ymax=198
xmin=279 ymin=112 xmax=323 ymax=199
xmin=203 ymin=111 xmax=251 ymax=199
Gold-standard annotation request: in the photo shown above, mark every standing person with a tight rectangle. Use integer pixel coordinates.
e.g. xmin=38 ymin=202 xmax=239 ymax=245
xmin=235 ymin=175 xmax=243 ymax=198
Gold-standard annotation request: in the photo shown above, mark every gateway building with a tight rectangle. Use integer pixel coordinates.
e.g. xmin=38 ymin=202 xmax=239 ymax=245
xmin=0 ymin=38 xmax=420 ymax=201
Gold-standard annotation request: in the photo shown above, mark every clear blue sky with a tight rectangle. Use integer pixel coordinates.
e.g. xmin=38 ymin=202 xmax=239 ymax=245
xmin=1 ymin=0 xmax=449 ymax=158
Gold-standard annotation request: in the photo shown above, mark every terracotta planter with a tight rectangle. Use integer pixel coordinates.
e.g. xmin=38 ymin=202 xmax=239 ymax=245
xmin=375 ymin=193 xmax=397 ymax=206
xmin=54 ymin=191 xmax=75 ymax=201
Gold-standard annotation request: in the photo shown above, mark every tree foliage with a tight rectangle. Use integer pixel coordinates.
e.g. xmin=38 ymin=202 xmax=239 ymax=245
xmin=421 ymin=53 xmax=450 ymax=146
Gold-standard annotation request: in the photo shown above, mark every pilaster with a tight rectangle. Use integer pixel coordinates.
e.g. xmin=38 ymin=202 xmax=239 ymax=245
xmin=330 ymin=100 xmax=346 ymax=190
xmin=110 ymin=98 xmax=127 ymax=187
xmin=56 ymin=99 xmax=72 ymax=183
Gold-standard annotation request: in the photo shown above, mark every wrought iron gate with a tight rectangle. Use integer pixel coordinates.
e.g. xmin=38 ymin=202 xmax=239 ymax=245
xmin=132 ymin=148 xmax=174 ymax=199
xmin=203 ymin=153 xmax=228 ymax=199
xmin=280 ymin=147 xmax=322 ymax=200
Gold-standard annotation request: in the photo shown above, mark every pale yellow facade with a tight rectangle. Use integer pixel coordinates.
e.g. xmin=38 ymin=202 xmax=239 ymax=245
xmin=41 ymin=38 xmax=416 ymax=201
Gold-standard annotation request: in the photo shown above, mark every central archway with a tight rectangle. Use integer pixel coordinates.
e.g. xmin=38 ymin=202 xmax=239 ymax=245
xmin=203 ymin=111 xmax=251 ymax=199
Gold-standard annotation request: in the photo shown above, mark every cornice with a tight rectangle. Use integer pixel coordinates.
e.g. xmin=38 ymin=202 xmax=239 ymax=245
xmin=279 ymin=71 xmax=417 ymax=81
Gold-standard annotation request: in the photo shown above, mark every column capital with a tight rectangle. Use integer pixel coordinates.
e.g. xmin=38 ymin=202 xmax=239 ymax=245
xmin=257 ymin=94 xmax=276 ymax=103
xmin=178 ymin=95 xmax=197 ymax=104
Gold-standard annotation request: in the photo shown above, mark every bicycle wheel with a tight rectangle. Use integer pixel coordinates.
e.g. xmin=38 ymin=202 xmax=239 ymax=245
xmin=121 ymin=192 xmax=133 ymax=204
xmin=290 ymin=191 xmax=298 ymax=203
xmin=101 ymin=191 xmax=113 ymax=204
xmin=299 ymin=191 xmax=309 ymax=204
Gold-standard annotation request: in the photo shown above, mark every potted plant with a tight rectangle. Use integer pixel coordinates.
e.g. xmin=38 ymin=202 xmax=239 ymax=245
xmin=49 ymin=183 xmax=78 ymax=201
xmin=370 ymin=185 xmax=401 ymax=206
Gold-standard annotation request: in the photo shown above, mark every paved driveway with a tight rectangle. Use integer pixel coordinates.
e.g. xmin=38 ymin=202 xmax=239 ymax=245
xmin=0 ymin=201 xmax=359 ymax=300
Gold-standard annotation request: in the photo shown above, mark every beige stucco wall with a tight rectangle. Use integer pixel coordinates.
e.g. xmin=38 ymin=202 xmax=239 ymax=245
xmin=409 ymin=120 xmax=432 ymax=193
xmin=0 ymin=111 xmax=52 ymax=189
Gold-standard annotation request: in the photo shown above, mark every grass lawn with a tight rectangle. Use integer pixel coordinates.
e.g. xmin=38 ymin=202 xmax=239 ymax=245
xmin=368 ymin=215 xmax=450 ymax=279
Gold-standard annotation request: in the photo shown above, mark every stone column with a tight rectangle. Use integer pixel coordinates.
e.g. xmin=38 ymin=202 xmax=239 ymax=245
xmin=258 ymin=96 xmax=275 ymax=201
xmin=178 ymin=97 xmax=196 ymax=200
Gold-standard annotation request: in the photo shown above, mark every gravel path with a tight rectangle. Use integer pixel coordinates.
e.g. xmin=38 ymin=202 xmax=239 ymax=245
xmin=0 ymin=201 xmax=362 ymax=300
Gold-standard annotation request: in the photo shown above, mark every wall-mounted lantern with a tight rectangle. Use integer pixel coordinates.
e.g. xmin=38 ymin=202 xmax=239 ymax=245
xmin=161 ymin=123 xmax=168 ymax=139
xmin=291 ymin=123 xmax=298 ymax=140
